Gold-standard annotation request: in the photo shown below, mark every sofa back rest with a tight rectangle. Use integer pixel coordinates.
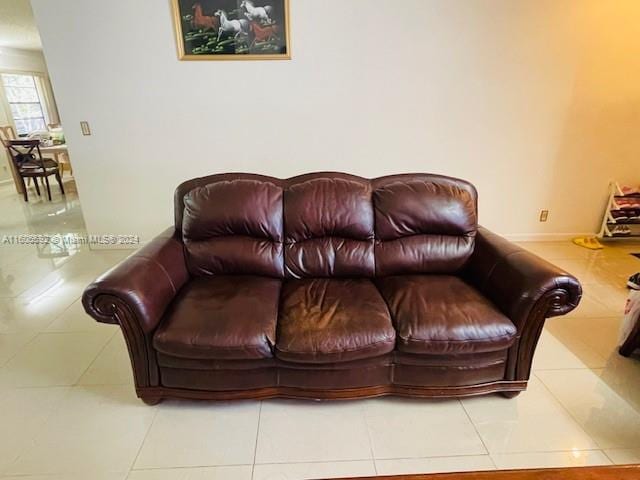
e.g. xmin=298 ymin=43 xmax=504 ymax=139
xmin=284 ymin=173 xmax=375 ymax=278
xmin=372 ymin=175 xmax=477 ymax=276
xmin=175 ymin=172 xmax=477 ymax=278
xmin=181 ymin=177 xmax=284 ymax=277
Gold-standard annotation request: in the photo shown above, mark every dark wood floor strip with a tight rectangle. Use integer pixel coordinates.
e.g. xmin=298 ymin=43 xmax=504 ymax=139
xmin=335 ymin=465 xmax=640 ymax=480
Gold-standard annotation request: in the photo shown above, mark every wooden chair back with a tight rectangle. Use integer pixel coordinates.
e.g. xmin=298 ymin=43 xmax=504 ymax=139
xmin=1 ymin=130 xmax=65 ymax=202
xmin=0 ymin=125 xmax=17 ymax=145
xmin=5 ymin=139 xmax=49 ymax=173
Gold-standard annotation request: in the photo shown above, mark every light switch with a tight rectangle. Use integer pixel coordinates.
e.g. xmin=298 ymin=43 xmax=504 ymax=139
xmin=539 ymin=210 xmax=549 ymax=222
xmin=80 ymin=121 xmax=92 ymax=136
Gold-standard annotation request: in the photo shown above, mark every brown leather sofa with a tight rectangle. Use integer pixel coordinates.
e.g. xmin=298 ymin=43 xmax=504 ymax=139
xmin=82 ymin=172 xmax=581 ymax=405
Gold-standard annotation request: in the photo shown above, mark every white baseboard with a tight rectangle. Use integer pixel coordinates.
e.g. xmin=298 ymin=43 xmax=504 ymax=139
xmin=503 ymin=232 xmax=596 ymax=242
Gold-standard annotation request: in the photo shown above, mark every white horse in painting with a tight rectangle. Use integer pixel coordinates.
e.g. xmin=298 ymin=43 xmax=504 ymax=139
xmin=240 ymin=0 xmax=272 ymax=23
xmin=214 ymin=10 xmax=249 ymax=42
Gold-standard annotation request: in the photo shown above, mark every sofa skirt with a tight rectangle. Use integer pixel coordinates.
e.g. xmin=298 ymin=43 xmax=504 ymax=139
xmin=156 ymin=350 xmax=508 ymax=391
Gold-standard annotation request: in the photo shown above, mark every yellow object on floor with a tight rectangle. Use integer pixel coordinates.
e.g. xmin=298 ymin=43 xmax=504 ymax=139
xmin=573 ymin=236 xmax=604 ymax=250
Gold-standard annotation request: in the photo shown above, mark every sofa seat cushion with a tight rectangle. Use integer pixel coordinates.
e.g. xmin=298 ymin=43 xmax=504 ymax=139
xmin=276 ymin=278 xmax=395 ymax=363
xmin=153 ymin=275 xmax=281 ymax=360
xmin=376 ymin=275 xmax=517 ymax=355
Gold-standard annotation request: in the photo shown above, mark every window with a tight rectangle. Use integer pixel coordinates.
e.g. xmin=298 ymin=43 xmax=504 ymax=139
xmin=1 ymin=73 xmax=47 ymax=136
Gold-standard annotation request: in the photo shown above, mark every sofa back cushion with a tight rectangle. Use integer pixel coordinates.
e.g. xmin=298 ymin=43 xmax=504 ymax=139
xmin=176 ymin=172 xmax=477 ymax=278
xmin=284 ymin=174 xmax=375 ymax=278
xmin=372 ymin=175 xmax=477 ymax=276
xmin=181 ymin=178 xmax=284 ymax=277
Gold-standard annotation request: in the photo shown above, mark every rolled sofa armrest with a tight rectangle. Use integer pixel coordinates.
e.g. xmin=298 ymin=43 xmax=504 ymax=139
xmin=465 ymin=227 xmax=582 ymax=330
xmin=464 ymin=227 xmax=582 ymax=383
xmin=82 ymin=227 xmax=188 ymax=390
xmin=82 ymin=227 xmax=189 ymax=334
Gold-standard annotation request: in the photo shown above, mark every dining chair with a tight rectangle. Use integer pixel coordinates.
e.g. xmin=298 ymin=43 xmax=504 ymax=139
xmin=4 ymin=139 xmax=65 ymax=202
xmin=1 ymin=125 xmax=44 ymax=193
xmin=1 ymin=125 xmax=21 ymax=190
xmin=0 ymin=125 xmax=16 ymax=143
xmin=0 ymin=125 xmax=15 ymax=140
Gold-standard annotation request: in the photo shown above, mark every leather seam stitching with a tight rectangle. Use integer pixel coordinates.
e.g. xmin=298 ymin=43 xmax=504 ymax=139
xmin=184 ymin=235 xmax=283 ymax=243
xmin=275 ymin=336 xmax=396 ymax=356
xmin=285 ymin=236 xmax=374 ymax=245
xmin=400 ymin=333 xmax=516 ymax=344
xmin=376 ymin=232 xmax=476 ymax=243
xmin=157 ymin=344 xmax=271 ymax=351
xmin=397 ymin=360 xmax=506 ymax=368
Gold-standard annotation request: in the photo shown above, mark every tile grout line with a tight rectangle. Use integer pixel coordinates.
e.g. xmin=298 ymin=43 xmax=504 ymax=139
xmin=251 ymin=450 xmax=607 ymax=465
xmin=532 ymin=371 xmax=605 ymax=450
xmin=0 ymin=380 xmax=131 ymax=390
xmin=250 ymin=401 xmax=263 ymax=480
xmin=72 ymin=329 xmax=118 ymax=386
xmin=130 ymin=463 xmax=253 ymax=472
xmin=127 ymin=403 xmax=161 ymax=477
xmin=25 ymin=328 xmax=118 ymax=335
xmin=486 ymin=452 xmax=498 ymax=470
xmin=536 ymin=368 xmax=640 ymax=440
xmin=0 ymin=330 xmax=41 ymax=368
xmin=361 ymin=404 xmax=378 ymax=476
xmin=41 ymin=293 xmax=84 ymax=331
xmin=533 ymin=367 xmax=595 ymax=372
xmin=0 ymin=291 xmax=82 ymax=339
xmin=602 ymin=449 xmax=619 ymax=466
xmin=459 ymin=398 xmax=492 ymax=458
xmin=542 ymin=327 xmax=613 ymax=365
xmin=132 ymin=458 xmax=383 ymax=472
xmin=489 ymin=448 xmax=611 ymax=464
xmin=1 ymin=385 xmax=74 ymax=476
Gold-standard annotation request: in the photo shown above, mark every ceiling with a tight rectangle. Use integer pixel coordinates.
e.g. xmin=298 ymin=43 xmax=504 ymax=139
xmin=0 ymin=0 xmax=42 ymax=51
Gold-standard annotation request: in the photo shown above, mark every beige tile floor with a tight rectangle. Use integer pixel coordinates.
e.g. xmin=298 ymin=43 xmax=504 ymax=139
xmin=0 ymin=180 xmax=639 ymax=479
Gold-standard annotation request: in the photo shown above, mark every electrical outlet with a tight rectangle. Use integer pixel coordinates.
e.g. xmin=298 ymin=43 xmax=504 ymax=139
xmin=80 ymin=121 xmax=91 ymax=136
xmin=539 ymin=210 xmax=549 ymax=222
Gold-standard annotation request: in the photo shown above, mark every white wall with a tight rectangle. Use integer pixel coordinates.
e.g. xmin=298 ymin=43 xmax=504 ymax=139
xmin=30 ymin=0 xmax=640 ymax=242
xmin=0 ymin=47 xmax=49 ymax=183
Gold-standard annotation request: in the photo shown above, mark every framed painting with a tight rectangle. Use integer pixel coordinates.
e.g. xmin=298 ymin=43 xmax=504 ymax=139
xmin=171 ymin=0 xmax=290 ymax=60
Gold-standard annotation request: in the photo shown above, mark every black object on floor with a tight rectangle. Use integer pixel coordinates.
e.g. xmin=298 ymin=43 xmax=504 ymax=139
xmin=627 ymin=272 xmax=640 ymax=290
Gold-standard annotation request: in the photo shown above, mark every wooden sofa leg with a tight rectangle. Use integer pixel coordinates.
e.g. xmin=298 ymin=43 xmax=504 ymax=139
xmin=500 ymin=391 xmax=521 ymax=399
xmin=141 ymin=396 xmax=163 ymax=406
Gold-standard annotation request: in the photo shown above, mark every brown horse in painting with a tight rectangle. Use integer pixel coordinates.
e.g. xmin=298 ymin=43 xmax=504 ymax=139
xmin=192 ymin=3 xmax=219 ymax=30
xmin=250 ymin=21 xmax=279 ymax=43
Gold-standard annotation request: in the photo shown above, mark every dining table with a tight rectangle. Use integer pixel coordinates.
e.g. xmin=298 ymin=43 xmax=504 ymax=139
xmin=39 ymin=143 xmax=71 ymax=174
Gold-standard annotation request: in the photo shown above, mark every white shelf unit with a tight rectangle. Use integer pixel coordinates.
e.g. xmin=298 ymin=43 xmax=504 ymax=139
xmin=598 ymin=182 xmax=640 ymax=239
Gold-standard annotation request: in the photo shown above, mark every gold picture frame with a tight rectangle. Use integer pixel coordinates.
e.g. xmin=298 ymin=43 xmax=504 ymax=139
xmin=171 ymin=0 xmax=291 ymax=61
